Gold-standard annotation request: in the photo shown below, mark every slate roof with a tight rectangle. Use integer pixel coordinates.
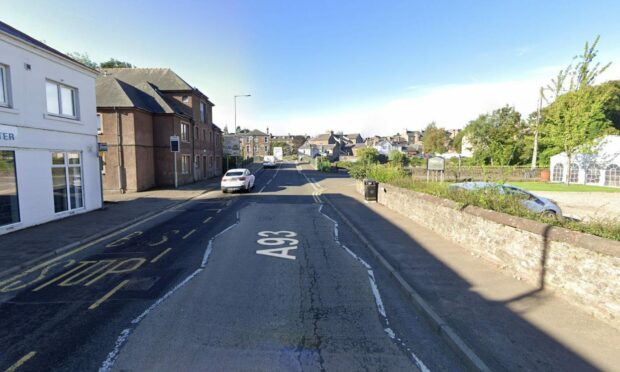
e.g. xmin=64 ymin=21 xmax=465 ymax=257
xmin=0 ymin=20 xmax=97 ymax=72
xmin=245 ymin=129 xmax=269 ymax=136
xmin=96 ymin=75 xmax=190 ymax=117
xmin=100 ymin=68 xmax=194 ymax=91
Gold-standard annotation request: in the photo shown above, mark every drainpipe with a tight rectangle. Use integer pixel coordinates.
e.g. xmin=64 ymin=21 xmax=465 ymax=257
xmin=115 ymin=107 xmax=126 ymax=193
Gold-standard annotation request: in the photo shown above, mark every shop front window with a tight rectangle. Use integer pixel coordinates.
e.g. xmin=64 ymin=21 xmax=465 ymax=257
xmin=0 ymin=150 xmax=20 ymax=226
xmin=51 ymin=151 xmax=83 ymax=213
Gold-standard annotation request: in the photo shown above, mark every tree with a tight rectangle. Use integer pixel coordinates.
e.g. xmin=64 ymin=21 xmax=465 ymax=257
xmin=452 ymin=129 xmax=466 ymax=153
xmin=100 ymin=58 xmax=134 ymax=68
xmin=465 ymin=106 xmax=527 ymax=166
xmin=66 ymin=52 xmax=99 ymax=69
xmin=422 ymin=122 xmax=449 ymax=154
xmin=270 ymin=141 xmax=291 ymax=155
xmin=540 ymin=84 xmax=619 ymax=183
xmin=356 ymin=147 xmax=380 ymax=165
xmin=388 ymin=150 xmax=408 ymax=167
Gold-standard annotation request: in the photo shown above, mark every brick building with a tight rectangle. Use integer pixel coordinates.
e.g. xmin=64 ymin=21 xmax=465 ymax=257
xmin=237 ymin=129 xmax=270 ymax=159
xmin=96 ymin=68 xmax=222 ymax=192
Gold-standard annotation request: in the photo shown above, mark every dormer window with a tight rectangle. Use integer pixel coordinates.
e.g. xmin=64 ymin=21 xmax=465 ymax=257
xmin=181 ymin=95 xmax=189 ymax=103
xmin=200 ymin=101 xmax=207 ymax=123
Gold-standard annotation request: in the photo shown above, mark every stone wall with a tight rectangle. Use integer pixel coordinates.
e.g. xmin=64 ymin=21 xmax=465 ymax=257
xmin=358 ymin=181 xmax=620 ymax=329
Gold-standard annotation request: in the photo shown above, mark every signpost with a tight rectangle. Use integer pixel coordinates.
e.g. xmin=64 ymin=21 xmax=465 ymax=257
xmin=170 ymin=136 xmax=180 ymax=188
xmin=273 ymin=147 xmax=283 ymax=161
xmin=426 ymin=156 xmax=445 ymax=182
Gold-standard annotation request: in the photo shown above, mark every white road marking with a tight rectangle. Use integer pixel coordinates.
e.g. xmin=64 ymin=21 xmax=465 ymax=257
xmin=256 ymin=247 xmax=297 ymax=260
xmin=259 ymin=186 xmax=267 ymax=193
xmin=317 ymin=204 xmax=430 ymax=372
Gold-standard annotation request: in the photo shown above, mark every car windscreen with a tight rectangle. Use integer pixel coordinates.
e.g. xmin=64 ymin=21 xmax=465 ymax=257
xmin=225 ymin=171 xmax=243 ymax=176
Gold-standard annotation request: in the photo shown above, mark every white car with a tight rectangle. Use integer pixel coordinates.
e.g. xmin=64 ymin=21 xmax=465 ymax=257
xmin=221 ymin=168 xmax=255 ymax=193
xmin=263 ymin=156 xmax=276 ymax=168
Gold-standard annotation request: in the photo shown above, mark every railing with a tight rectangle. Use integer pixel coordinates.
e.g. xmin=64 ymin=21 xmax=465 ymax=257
xmin=408 ymin=166 xmax=544 ymax=182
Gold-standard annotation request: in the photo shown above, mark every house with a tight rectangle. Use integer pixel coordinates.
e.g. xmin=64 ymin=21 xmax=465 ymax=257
xmin=96 ymin=68 xmax=222 ymax=192
xmin=374 ymin=140 xmax=401 ymax=155
xmin=550 ymin=135 xmax=620 ymax=187
xmin=0 ymin=21 xmax=101 ymax=234
xmin=237 ymin=129 xmax=270 ymax=159
xmin=400 ymin=129 xmax=423 ymax=144
xmin=298 ymin=143 xmax=319 ymax=158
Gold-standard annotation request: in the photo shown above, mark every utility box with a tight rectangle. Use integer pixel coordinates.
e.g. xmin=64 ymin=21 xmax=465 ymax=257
xmin=364 ymin=179 xmax=378 ymax=201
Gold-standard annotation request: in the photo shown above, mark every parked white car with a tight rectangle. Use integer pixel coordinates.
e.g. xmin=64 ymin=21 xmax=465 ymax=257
xmin=221 ymin=168 xmax=255 ymax=193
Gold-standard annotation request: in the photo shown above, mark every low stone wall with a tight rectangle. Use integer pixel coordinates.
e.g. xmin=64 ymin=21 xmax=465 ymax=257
xmin=358 ymin=181 xmax=620 ymax=329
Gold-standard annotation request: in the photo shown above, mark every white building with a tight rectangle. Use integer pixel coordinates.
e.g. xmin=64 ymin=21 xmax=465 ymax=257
xmin=549 ymin=135 xmax=620 ymax=187
xmin=0 ymin=21 xmax=101 ymax=235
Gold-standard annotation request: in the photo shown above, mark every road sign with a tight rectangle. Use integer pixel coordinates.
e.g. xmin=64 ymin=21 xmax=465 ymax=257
xmin=273 ymin=147 xmax=283 ymax=161
xmin=427 ymin=156 xmax=445 ymax=171
xmin=170 ymin=136 xmax=180 ymax=152
xmin=98 ymin=142 xmax=108 ymax=152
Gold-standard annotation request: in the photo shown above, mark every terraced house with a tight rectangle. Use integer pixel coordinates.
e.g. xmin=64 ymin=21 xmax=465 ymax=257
xmin=96 ymin=68 xmax=222 ymax=192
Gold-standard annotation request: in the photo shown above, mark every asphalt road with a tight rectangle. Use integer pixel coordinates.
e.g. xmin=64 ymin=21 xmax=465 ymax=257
xmin=0 ymin=163 xmax=463 ymax=371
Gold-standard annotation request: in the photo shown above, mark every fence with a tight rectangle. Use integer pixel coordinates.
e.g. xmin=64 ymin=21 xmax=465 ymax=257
xmin=408 ymin=166 xmax=544 ymax=182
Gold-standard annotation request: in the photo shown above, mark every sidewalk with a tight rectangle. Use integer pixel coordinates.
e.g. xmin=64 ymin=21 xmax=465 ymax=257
xmin=317 ymin=174 xmax=620 ymax=371
xmin=0 ymin=176 xmax=224 ymax=282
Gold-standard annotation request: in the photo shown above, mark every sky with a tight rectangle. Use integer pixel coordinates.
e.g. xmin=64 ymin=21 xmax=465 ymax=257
xmin=3 ymin=0 xmax=620 ymax=137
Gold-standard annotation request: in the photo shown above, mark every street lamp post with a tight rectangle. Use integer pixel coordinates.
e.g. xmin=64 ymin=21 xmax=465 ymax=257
xmin=234 ymin=94 xmax=251 ymax=133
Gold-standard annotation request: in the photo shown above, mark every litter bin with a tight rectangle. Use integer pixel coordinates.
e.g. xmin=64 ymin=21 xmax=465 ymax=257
xmin=364 ymin=179 xmax=378 ymax=201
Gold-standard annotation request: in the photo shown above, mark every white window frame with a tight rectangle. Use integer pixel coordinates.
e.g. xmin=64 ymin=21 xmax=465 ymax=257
xmin=46 ymin=79 xmax=79 ymax=119
xmin=180 ymin=122 xmax=190 ymax=142
xmin=0 ymin=64 xmax=11 ymax=107
xmin=51 ymin=151 xmax=84 ymax=213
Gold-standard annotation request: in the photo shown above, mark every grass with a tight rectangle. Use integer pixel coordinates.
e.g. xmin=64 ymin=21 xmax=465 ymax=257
xmin=509 ymin=182 xmax=620 ymax=193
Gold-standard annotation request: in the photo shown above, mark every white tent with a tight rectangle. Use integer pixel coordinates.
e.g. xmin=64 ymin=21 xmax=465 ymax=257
xmin=549 ymin=135 xmax=620 ymax=187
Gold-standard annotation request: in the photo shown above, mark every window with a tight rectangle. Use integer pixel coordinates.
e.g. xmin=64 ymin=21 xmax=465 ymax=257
xmin=0 ymin=151 xmax=19 ymax=226
xmin=180 ymin=123 xmax=189 ymax=142
xmin=46 ymin=80 xmax=78 ymax=118
xmin=0 ymin=64 xmax=10 ymax=107
xmin=568 ymin=163 xmax=579 ymax=183
xmin=605 ymin=164 xmax=620 ymax=187
xmin=552 ymin=164 xmax=563 ymax=182
xmin=51 ymin=152 xmax=83 ymax=213
xmin=182 ymin=95 xmax=189 ymax=104
xmin=181 ymin=155 xmax=190 ymax=174
xmin=203 ymin=129 xmax=206 ymax=141
xmin=97 ymin=114 xmax=103 ymax=134
xmin=200 ymin=101 xmax=207 ymax=123
xmin=586 ymin=166 xmax=600 ymax=184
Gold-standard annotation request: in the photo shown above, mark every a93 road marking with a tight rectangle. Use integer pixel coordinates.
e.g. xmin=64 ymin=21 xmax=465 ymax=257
xmin=256 ymin=230 xmax=298 ymax=260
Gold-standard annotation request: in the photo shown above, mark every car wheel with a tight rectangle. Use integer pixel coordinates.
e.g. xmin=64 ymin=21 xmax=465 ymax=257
xmin=541 ymin=210 xmax=557 ymax=220
xmin=221 ymin=188 xmax=227 ymax=194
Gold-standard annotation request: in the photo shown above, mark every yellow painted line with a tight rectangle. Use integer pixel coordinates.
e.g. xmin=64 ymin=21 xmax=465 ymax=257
xmin=5 ymin=351 xmax=36 ymax=372
xmin=0 ymin=197 xmax=201 ymax=288
xmin=203 ymin=217 xmax=212 ymax=224
xmin=32 ymin=261 xmax=95 ymax=292
xmin=150 ymin=248 xmax=172 ymax=263
xmin=182 ymin=229 xmax=196 ymax=240
xmin=88 ymin=280 xmax=130 ymax=310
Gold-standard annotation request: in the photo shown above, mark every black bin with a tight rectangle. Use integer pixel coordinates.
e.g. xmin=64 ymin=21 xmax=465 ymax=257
xmin=364 ymin=179 xmax=378 ymax=201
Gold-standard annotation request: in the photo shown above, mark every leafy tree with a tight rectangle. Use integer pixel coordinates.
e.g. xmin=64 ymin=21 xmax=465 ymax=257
xmin=388 ymin=150 xmax=408 ymax=167
xmin=270 ymin=141 xmax=291 ymax=155
xmin=100 ymin=58 xmax=134 ymax=68
xmin=356 ymin=147 xmax=380 ymax=165
xmin=422 ymin=122 xmax=449 ymax=154
xmin=465 ymin=106 xmax=527 ymax=166
xmin=540 ymin=84 xmax=619 ymax=182
xmin=452 ymin=129 xmax=466 ymax=153
xmin=66 ymin=52 xmax=99 ymax=69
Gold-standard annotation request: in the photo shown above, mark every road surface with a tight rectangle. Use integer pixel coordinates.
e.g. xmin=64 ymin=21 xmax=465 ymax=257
xmin=0 ymin=163 xmax=463 ymax=371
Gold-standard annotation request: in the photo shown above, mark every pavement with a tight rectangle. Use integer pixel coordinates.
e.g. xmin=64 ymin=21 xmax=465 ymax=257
xmin=0 ymin=161 xmax=617 ymax=371
xmin=304 ymin=165 xmax=620 ymax=371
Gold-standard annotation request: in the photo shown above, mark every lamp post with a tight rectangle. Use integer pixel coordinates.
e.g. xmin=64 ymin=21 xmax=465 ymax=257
xmin=234 ymin=94 xmax=251 ymax=133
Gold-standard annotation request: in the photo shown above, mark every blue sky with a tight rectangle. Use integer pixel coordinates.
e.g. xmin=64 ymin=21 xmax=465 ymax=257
xmin=3 ymin=0 xmax=620 ymax=135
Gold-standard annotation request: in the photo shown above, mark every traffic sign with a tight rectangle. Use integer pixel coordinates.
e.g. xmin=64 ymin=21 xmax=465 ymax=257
xmin=170 ymin=136 xmax=180 ymax=152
